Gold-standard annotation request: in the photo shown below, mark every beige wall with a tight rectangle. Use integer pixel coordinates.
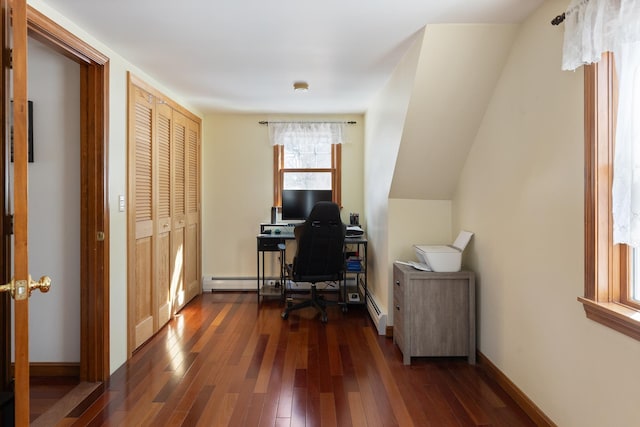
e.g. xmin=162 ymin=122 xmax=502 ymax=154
xmin=202 ymin=113 xmax=364 ymax=284
xmin=364 ymin=30 xmax=424 ymax=314
xmin=453 ymin=0 xmax=640 ymax=424
xmin=387 ymin=199 xmax=451 ymax=323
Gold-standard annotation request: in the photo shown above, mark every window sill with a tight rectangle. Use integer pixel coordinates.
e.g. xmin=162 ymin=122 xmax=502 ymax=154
xmin=578 ymin=297 xmax=640 ymax=341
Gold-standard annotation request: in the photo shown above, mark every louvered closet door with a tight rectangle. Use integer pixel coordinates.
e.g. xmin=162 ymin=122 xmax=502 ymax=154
xmin=130 ymin=87 xmax=155 ymax=349
xmin=185 ymin=118 xmax=201 ymax=302
xmin=155 ymin=101 xmax=172 ymax=327
xmin=172 ymin=111 xmax=188 ymax=311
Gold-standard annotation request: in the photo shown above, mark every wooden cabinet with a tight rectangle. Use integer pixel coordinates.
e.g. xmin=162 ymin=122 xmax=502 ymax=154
xmin=393 ymin=263 xmax=475 ymax=364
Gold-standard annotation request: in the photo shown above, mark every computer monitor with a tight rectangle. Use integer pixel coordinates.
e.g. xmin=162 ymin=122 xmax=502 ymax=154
xmin=281 ymin=189 xmax=333 ymax=221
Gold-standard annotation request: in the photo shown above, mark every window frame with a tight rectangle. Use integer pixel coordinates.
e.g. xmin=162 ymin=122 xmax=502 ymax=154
xmin=581 ymin=52 xmax=640 ymax=339
xmin=273 ymin=143 xmax=342 ymax=207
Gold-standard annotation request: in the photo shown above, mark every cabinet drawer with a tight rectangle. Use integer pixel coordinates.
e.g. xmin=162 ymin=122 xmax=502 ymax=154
xmin=410 ymin=279 xmax=469 ymax=356
xmin=393 ymin=277 xmax=404 ymax=301
xmin=393 ymin=296 xmax=404 ymax=333
xmin=392 ymin=267 xmax=405 ymax=352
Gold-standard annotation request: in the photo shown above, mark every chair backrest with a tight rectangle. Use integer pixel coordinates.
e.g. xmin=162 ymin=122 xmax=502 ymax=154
xmin=292 ymin=201 xmax=346 ymax=283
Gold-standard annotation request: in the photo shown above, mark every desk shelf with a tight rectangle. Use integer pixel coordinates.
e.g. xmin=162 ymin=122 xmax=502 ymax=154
xmin=343 ymin=237 xmax=368 ymax=307
xmin=259 ymin=283 xmax=283 ymax=298
xmin=256 ymin=229 xmax=288 ymax=303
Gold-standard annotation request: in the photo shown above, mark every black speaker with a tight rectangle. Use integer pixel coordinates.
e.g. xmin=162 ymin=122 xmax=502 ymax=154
xmin=271 ymin=206 xmax=277 ymax=224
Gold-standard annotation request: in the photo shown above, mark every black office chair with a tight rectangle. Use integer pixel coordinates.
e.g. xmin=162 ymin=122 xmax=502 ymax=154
xmin=281 ymin=201 xmax=346 ymax=323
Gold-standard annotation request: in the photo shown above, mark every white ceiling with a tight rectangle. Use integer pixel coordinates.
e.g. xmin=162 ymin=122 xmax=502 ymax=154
xmin=39 ymin=0 xmax=542 ymax=114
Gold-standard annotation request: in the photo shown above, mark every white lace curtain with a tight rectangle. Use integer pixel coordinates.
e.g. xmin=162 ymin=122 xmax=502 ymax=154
xmin=562 ymin=0 xmax=640 ymax=246
xmin=267 ymin=122 xmax=346 ymax=146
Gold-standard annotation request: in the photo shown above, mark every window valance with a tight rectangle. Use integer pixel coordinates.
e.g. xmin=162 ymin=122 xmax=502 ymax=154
xmin=267 ymin=122 xmax=346 ymax=146
xmin=561 ymin=0 xmax=640 ymax=71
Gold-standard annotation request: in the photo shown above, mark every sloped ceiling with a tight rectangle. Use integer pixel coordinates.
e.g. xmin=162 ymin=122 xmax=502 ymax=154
xmin=390 ymin=24 xmax=518 ymax=200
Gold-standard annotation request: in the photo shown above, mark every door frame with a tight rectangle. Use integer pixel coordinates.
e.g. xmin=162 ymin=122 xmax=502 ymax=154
xmin=24 ymin=7 xmax=110 ymax=382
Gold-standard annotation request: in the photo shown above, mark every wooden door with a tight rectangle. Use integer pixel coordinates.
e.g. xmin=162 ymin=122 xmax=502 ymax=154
xmin=0 ymin=0 xmax=11 ymax=419
xmin=155 ymin=101 xmax=172 ymax=327
xmin=6 ymin=0 xmax=51 ymax=424
xmin=184 ymin=118 xmax=200 ymax=302
xmin=12 ymin=0 xmax=30 ymax=420
xmin=129 ymin=85 xmax=155 ymax=350
xmin=127 ymin=75 xmax=201 ymax=354
xmin=171 ymin=111 xmax=186 ymax=311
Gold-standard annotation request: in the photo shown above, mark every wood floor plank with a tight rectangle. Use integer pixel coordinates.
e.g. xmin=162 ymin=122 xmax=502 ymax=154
xmin=180 ymin=384 xmax=214 ymax=426
xmin=320 ymin=392 xmax=338 ymax=426
xmin=326 ymin=325 xmax=343 ymax=377
xmin=363 ymin=326 xmax=414 ymax=426
xmin=209 ymin=392 xmax=238 ymax=427
xmin=292 ymin=386 xmax=307 ymax=425
xmin=258 ymin=390 xmax=280 ymax=427
xmin=196 ymin=345 xmax=254 ymax=425
xmin=276 ymin=329 xmax=303 ymax=418
xmin=253 ymin=310 xmax=283 ymax=393
xmin=52 ymin=293 xmax=539 ymax=427
xmin=241 ymin=391 xmax=266 ymax=426
xmin=331 ymin=374 xmax=352 ymax=427
xmin=347 ymin=391 xmax=368 ymax=427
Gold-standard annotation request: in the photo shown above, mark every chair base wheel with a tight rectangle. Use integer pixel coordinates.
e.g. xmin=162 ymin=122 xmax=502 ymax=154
xmin=281 ymin=312 xmax=289 ymax=319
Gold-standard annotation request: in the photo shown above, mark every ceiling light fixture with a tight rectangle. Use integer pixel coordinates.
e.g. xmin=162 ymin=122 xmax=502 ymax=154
xmin=293 ymin=81 xmax=309 ymax=92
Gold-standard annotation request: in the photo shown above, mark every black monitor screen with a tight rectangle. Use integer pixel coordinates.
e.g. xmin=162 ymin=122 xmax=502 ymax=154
xmin=281 ymin=189 xmax=333 ymax=221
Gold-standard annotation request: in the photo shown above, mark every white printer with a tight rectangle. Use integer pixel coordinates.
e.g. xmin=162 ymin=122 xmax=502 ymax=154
xmin=413 ymin=230 xmax=473 ymax=272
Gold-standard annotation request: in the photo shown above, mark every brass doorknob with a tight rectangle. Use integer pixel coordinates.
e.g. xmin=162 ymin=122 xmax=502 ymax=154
xmin=0 ymin=279 xmax=14 ymax=295
xmin=30 ymin=276 xmax=51 ymax=293
xmin=0 ymin=275 xmax=51 ymax=299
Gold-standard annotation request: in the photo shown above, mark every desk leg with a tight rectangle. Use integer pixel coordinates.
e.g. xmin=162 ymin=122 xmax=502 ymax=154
xmin=280 ymin=248 xmax=284 ymax=301
xmin=261 ymin=251 xmax=265 ymax=303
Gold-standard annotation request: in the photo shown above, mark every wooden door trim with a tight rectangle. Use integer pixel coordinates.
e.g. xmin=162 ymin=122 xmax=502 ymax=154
xmin=27 ymin=7 xmax=107 ymax=65
xmin=27 ymin=6 xmax=110 ymax=382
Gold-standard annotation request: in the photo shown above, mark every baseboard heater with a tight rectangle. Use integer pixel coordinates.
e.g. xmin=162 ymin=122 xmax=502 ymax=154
xmin=365 ymin=289 xmax=387 ymax=335
xmin=203 ymin=276 xmax=263 ymax=291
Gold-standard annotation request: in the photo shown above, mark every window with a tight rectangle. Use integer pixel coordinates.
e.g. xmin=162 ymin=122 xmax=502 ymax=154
xmin=272 ymin=124 xmax=342 ymax=207
xmin=581 ymin=53 xmax=640 ymax=340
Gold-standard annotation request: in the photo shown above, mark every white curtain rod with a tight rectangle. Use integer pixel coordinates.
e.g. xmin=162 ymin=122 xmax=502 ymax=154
xmin=551 ymin=13 xmax=565 ymax=25
xmin=258 ymin=120 xmax=356 ymax=125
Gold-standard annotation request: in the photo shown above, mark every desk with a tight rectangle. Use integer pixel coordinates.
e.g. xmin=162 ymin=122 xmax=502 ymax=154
xmin=256 ymin=223 xmax=368 ymax=307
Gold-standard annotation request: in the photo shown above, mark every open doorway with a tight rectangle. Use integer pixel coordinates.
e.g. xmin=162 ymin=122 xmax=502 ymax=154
xmin=26 ymin=34 xmax=81 ymax=421
xmin=0 ymin=6 xmax=109 ymax=424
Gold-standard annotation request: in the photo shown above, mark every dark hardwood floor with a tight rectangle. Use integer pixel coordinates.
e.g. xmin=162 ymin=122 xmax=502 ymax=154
xmin=30 ymin=376 xmax=79 ymax=422
xmin=44 ymin=292 xmax=535 ymax=426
